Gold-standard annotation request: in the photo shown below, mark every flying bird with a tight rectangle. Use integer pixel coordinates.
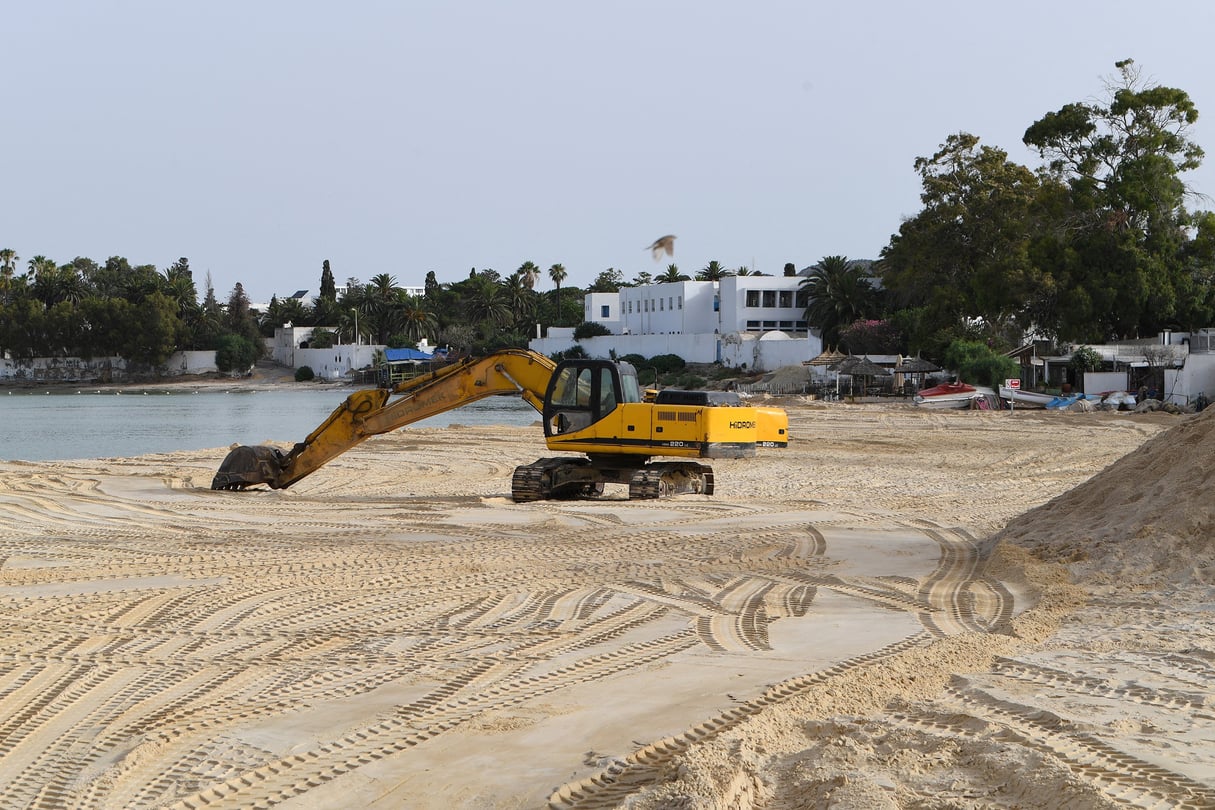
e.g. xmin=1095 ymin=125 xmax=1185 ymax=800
xmin=646 ymin=234 xmax=676 ymax=261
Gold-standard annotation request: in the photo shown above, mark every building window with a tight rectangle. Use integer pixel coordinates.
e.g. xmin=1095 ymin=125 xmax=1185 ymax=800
xmin=601 ymin=305 xmax=610 ymax=318
xmin=795 ymin=290 xmax=809 ymax=308
xmin=763 ymin=320 xmax=778 ymax=329
xmin=746 ymin=320 xmax=761 ymax=330
xmin=795 ymin=320 xmax=808 ymax=330
xmin=678 ymin=296 xmax=682 ymax=309
xmin=659 ymin=299 xmax=664 ymax=311
xmin=668 ymin=296 xmax=673 ymax=310
xmin=779 ymin=320 xmax=794 ymax=330
xmin=762 ymin=290 xmax=777 ymax=307
xmin=779 ymin=290 xmax=793 ymax=308
xmin=745 ymin=290 xmax=761 ymax=307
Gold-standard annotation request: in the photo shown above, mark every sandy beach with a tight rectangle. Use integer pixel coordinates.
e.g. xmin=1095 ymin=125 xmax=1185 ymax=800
xmin=0 ymin=392 xmax=1211 ymax=809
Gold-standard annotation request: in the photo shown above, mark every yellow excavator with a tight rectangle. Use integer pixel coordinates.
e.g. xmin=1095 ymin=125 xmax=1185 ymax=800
xmin=212 ymin=348 xmax=788 ymax=501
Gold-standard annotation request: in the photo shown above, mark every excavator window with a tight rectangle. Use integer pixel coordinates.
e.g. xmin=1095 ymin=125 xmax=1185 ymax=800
xmin=546 ymin=361 xmax=625 ymax=435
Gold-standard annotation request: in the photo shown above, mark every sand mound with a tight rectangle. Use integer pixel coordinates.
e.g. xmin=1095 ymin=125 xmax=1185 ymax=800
xmin=988 ymin=407 xmax=1215 ymax=588
xmin=763 ymin=365 xmax=811 ymax=389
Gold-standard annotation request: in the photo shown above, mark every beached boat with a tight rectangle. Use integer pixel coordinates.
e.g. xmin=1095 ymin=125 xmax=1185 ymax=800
xmin=998 ymin=386 xmax=1058 ymax=408
xmin=913 ymin=382 xmax=997 ymax=409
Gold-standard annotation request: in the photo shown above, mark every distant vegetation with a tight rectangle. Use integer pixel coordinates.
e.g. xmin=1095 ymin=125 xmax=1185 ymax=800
xmin=3 ymin=61 xmax=1212 ymax=376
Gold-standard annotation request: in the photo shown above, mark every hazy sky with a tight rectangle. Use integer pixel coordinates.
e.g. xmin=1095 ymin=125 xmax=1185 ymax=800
xmin=7 ymin=2 xmax=1215 ymax=304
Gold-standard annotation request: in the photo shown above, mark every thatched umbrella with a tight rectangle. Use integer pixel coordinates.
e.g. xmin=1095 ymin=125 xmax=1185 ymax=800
xmin=805 ymin=347 xmax=847 ymax=368
xmin=828 ymin=355 xmax=888 ymax=396
xmin=894 ymin=356 xmax=941 ymax=393
xmin=846 ymin=356 xmax=890 ymax=377
xmin=828 ymin=354 xmax=861 ymax=373
xmin=846 ymin=356 xmax=890 ymax=396
xmin=894 ymin=356 xmax=940 ymax=374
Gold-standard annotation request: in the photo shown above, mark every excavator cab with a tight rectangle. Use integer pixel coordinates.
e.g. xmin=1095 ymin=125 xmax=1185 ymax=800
xmin=543 ymin=359 xmax=640 ymax=437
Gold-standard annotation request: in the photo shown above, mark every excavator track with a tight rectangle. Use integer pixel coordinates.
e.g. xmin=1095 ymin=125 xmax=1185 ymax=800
xmin=511 ymin=458 xmax=555 ymax=502
xmin=512 ymin=459 xmax=712 ymax=502
xmin=628 ymin=462 xmax=714 ymax=500
xmin=511 ymin=457 xmax=602 ymax=502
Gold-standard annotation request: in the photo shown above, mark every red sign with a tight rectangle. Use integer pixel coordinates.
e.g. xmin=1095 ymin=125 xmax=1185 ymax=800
xmin=1004 ymin=378 xmax=1021 ymax=389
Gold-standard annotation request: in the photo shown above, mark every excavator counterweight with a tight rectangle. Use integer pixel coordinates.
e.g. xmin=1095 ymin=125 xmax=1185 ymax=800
xmin=210 ymin=349 xmax=787 ymax=501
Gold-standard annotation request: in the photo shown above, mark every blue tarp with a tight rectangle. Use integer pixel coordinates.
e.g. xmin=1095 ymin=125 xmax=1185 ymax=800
xmin=384 ymin=347 xmax=434 ymax=361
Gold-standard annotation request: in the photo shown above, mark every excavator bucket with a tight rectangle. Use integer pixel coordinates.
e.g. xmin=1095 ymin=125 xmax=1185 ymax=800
xmin=211 ymin=444 xmax=287 ymax=490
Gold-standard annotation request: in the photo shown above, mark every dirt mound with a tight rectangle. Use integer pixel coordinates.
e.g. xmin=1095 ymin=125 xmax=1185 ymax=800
xmin=987 ymin=408 xmax=1215 ymax=588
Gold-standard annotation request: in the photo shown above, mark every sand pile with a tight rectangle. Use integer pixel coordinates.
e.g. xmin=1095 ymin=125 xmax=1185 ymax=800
xmin=762 ymin=364 xmax=811 ymax=390
xmin=989 ymin=406 xmax=1215 ymax=588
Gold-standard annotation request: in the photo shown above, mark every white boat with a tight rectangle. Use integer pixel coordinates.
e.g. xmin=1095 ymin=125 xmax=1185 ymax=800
xmin=999 ymin=386 xmax=1057 ymax=408
xmin=914 ymin=382 xmax=997 ymax=409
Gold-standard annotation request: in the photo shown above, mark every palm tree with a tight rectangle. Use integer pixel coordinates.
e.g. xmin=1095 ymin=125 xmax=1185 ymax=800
xmin=366 ymin=273 xmax=405 ymax=343
xmin=657 ymin=264 xmax=690 ymax=283
xmin=503 ymin=272 xmax=537 ymax=332
xmin=26 ymin=255 xmax=56 ymax=283
xmin=695 ymin=260 xmax=732 ymax=281
xmin=398 ymin=295 xmax=438 ymax=343
xmin=465 ymin=275 xmax=513 ymax=332
xmin=517 ymin=261 xmax=540 ymax=290
xmin=799 ymin=255 xmax=880 ymax=346
xmin=548 ymin=263 xmax=567 ymax=323
xmin=0 ymin=249 xmax=17 ymax=294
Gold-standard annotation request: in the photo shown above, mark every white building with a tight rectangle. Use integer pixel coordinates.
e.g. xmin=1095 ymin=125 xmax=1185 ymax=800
xmin=270 ymin=325 xmax=381 ymax=381
xmin=535 ymin=275 xmax=820 ymax=372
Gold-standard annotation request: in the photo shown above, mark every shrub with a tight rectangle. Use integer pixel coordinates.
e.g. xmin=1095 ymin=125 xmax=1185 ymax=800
xmin=573 ymin=321 xmax=612 ymax=340
xmin=295 ymin=366 xmax=315 ymax=382
xmin=1068 ymin=345 xmax=1103 ymax=373
xmin=550 ymin=345 xmax=588 ymax=362
xmin=309 ymin=328 xmax=337 ymax=349
xmin=649 ymin=353 xmax=686 ymax=373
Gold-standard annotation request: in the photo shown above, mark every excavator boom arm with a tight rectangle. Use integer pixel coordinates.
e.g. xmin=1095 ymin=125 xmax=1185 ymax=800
xmin=212 ymin=349 xmax=556 ymax=490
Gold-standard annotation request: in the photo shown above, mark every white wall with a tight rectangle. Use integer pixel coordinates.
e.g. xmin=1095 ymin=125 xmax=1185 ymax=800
xmin=1082 ymin=371 xmax=1128 ymax=395
xmin=1166 ymin=353 xmax=1215 ymax=406
xmin=295 ymin=345 xmax=381 ymax=380
xmin=527 ymin=330 xmax=821 ymax=372
xmin=618 ymin=281 xmax=719 ymax=335
xmin=718 ymin=276 xmax=807 ymax=334
xmin=1 ymin=351 xmax=218 ymax=380
xmin=584 ymin=292 xmax=622 ymax=333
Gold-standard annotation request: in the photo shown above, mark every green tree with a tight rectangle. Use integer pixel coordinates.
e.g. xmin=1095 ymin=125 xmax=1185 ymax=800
xmin=547 ymin=263 xmax=568 ymax=324
xmin=800 ymin=256 xmax=881 ymax=347
xmin=0 ymin=248 xmax=17 ymax=304
xmin=397 ymin=295 xmax=438 ymax=343
xmin=588 ymin=267 xmax=625 ymax=292
xmin=502 ymin=273 xmax=536 ymax=334
xmin=880 ymin=133 xmax=1045 ymax=350
xmin=517 ymin=261 xmax=540 ymax=290
xmin=1023 ymin=59 xmax=1205 ymax=341
xmin=122 ymin=291 xmax=181 ymax=368
xmin=225 ymin=282 xmax=263 ymax=348
xmin=319 ymin=259 xmax=337 ymax=301
xmin=656 ymin=264 xmax=690 ymax=283
xmin=941 ymin=339 xmax=1019 ymax=388
xmin=695 ymin=260 xmax=731 ymax=281
xmin=214 ymin=333 xmax=260 ymax=374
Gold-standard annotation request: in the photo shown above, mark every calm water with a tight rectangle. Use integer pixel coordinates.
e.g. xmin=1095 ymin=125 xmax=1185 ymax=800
xmin=0 ymin=387 xmax=540 ymax=462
